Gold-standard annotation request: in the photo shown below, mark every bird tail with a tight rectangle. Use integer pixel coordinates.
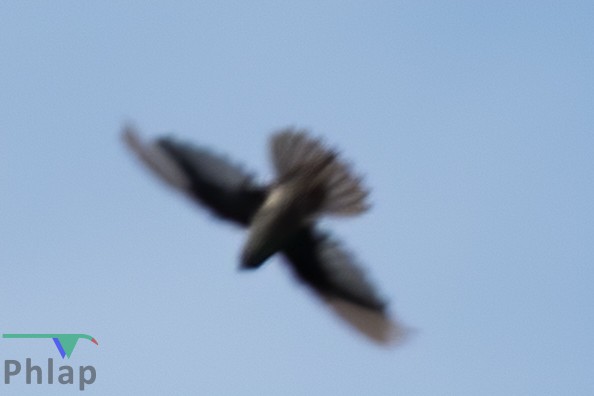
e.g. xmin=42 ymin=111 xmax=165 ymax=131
xmin=270 ymin=128 xmax=369 ymax=216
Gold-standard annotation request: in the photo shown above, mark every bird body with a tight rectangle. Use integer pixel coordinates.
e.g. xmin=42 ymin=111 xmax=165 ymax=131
xmin=124 ymin=125 xmax=409 ymax=345
xmin=242 ymin=183 xmax=312 ymax=268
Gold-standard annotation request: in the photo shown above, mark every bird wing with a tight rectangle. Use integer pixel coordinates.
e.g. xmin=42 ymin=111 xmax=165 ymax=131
xmin=282 ymin=227 xmax=409 ymax=344
xmin=123 ymin=125 xmax=267 ymax=226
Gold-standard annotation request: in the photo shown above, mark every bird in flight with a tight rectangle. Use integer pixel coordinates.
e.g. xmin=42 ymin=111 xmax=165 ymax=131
xmin=123 ymin=125 xmax=409 ymax=344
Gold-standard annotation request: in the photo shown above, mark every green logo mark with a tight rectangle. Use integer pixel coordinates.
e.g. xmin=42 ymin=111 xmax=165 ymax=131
xmin=3 ymin=334 xmax=98 ymax=359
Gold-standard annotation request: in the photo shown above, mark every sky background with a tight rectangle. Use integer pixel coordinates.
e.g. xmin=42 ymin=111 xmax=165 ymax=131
xmin=1 ymin=2 xmax=593 ymax=395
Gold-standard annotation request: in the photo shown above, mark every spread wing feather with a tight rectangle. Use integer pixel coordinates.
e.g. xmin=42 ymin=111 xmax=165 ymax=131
xmin=123 ymin=126 xmax=266 ymax=226
xmin=282 ymin=227 xmax=409 ymax=344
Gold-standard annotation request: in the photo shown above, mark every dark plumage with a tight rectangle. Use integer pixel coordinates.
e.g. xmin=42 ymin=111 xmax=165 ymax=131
xmin=123 ymin=125 xmax=409 ymax=344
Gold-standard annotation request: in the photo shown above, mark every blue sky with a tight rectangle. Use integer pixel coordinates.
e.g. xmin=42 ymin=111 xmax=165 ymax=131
xmin=1 ymin=2 xmax=593 ymax=395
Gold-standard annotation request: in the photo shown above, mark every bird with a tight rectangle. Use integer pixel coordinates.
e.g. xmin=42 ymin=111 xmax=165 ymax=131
xmin=123 ymin=125 xmax=409 ymax=345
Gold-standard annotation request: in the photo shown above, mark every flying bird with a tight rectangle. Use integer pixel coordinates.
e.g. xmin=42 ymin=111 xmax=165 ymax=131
xmin=123 ymin=125 xmax=409 ymax=344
